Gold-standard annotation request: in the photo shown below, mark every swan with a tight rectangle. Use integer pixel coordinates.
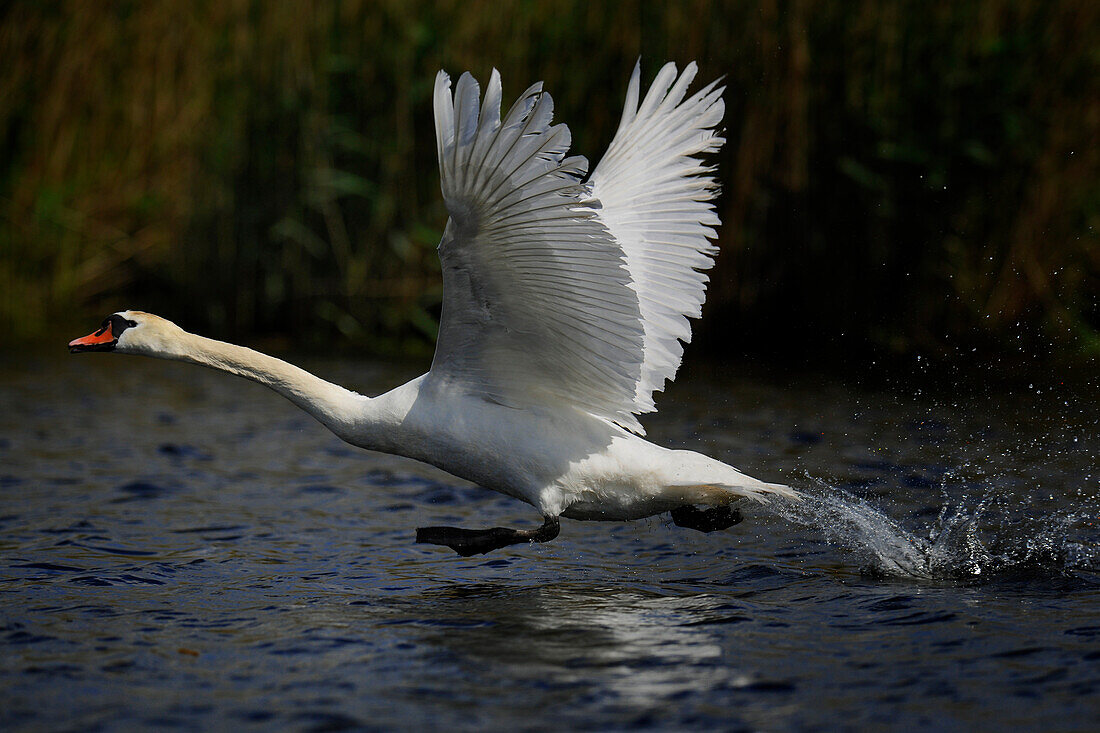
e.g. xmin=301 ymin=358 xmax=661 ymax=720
xmin=69 ymin=61 xmax=797 ymax=556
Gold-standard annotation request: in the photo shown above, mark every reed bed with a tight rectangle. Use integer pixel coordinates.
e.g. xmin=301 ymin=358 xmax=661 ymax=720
xmin=2 ymin=0 xmax=1096 ymax=359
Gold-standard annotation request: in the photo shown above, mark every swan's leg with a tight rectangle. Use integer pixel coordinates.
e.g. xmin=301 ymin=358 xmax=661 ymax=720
xmin=671 ymin=504 xmax=743 ymax=533
xmin=415 ymin=516 xmax=561 ymax=556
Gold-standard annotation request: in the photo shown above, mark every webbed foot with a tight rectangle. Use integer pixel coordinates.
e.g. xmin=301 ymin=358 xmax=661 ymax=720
xmin=671 ymin=504 xmax=743 ymax=533
xmin=416 ymin=515 xmax=561 ymax=556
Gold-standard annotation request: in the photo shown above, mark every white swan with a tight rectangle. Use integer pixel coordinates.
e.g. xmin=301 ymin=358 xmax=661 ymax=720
xmin=70 ymin=62 xmax=796 ymax=555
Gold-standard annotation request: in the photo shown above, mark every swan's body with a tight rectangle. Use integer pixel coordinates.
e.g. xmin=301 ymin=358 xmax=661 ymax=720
xmin=71 ymin=62 xmax=796 ymax=554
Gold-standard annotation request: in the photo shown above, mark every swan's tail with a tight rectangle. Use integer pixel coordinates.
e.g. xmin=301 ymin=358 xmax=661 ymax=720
xmin=659 ymin=449 xmax=799 ymax=506
xmin=660 ymin=449 xmax=800 ymax=506
xmin=756 ymin=479 xmax=800 ymax=501
xmin=667 ymin=479 xmax=800 ymax=506
xmin=758 ymin=481 xmax=801 ymax=502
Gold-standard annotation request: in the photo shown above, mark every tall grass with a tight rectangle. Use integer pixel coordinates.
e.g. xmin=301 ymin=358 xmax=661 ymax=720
xmin=2 ymin=0 xmax=1097 ymax=359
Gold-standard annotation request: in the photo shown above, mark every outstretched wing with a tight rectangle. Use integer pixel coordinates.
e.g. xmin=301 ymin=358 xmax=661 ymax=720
xmin=588 ymin=61 xmax=726 ymax=414
xmin=429 ymin=69 xmax=648 ymax=433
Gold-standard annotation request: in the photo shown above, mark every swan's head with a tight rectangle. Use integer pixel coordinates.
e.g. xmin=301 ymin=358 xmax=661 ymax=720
xmin=69 ymin=311 xmax=184 ymax=356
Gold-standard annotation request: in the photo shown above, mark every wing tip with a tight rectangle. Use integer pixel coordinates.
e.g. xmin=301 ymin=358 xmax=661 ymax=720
xmin=591 ymin=60 xmax=729 ymax=419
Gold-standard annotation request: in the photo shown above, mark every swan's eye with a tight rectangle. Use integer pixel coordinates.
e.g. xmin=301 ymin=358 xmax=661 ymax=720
xmin=106 ymin=314 xmax=137 ymax=338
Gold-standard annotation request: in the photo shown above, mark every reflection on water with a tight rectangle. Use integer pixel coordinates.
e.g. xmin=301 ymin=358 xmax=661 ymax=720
xmin=406 ymin=585 xmax=733 ymax=705
xmin=1 ymin=352 xmax=1098 ymax=730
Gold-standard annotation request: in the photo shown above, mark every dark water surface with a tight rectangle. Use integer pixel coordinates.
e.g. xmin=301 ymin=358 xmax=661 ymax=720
xmin=2 ymin=352 xmax=1097 ymax=731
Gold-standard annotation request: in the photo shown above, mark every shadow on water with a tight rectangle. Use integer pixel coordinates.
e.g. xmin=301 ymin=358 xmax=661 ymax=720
xmin=762 ymin=478 xmax=1100 ymax=583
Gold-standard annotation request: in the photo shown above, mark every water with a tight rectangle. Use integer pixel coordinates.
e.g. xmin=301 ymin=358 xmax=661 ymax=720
xmin=1 ymin=352 xmax=1097 ymax=731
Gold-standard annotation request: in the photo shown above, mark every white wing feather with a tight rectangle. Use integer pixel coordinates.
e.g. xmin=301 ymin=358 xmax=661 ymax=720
xmin=430 ymin=69 xmax=647 ymax=433
xmin=589 ymin=61 xmax=726 ymax=413
xmin=429 ymin=64 xmax=724 ymax=434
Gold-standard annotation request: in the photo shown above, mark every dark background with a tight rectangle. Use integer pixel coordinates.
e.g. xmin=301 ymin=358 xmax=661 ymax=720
xmin=2 ymin=0 xmax=1097 ymax=367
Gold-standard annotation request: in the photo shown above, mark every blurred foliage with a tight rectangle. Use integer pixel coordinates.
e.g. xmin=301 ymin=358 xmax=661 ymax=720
xmin=1 ymin=0 xmax=1097 ymax=361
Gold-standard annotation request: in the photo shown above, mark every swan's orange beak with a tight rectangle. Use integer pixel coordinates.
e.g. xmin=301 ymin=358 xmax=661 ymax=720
xmin=69 ymin=320 xmax=119 ymax=353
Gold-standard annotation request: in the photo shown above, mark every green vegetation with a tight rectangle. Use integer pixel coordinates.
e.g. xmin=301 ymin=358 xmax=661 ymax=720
xmin=2 ymin=1 xmax=1097 ymax=360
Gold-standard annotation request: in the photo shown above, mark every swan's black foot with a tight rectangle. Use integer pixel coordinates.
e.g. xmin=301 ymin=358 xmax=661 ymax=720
xmin=416 ymin=516 xmax=561 ymax=556
xmin=671 ymin=504 xmax=743 ymax=533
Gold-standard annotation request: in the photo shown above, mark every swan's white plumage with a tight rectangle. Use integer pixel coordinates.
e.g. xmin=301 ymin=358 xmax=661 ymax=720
xmin=74 ymin=62 xmax=797 ymax=540
xmin=590 ymin=61 xmax=726 ymax=413
xmin=431 ymin=62 xmax=725 ymax=434
xmin=431 ymin=68 xmax=647 ymax=432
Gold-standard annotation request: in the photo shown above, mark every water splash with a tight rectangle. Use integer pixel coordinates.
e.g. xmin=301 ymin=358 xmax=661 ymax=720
xmin=764 ymin=477 xmax=1099 ymax=581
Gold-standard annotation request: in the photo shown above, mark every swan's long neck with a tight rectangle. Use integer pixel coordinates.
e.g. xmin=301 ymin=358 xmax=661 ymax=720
xmin=153 ymin=331 xmax=373 ymax=441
